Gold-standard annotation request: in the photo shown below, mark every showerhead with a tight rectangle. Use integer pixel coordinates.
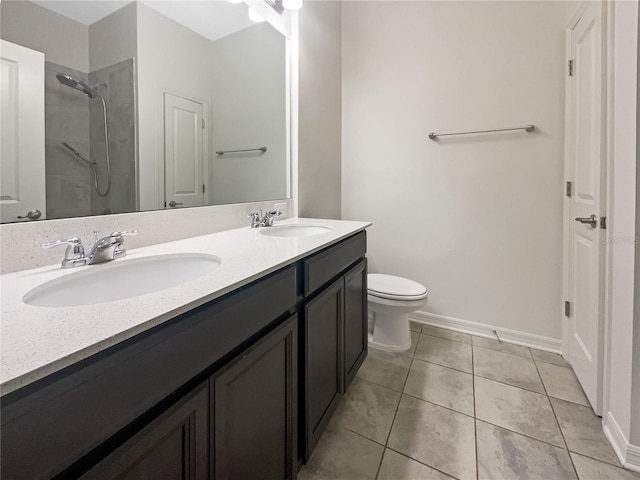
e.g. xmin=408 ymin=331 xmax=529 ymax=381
xmin=56 ymin=73 xmax=97 ymax=98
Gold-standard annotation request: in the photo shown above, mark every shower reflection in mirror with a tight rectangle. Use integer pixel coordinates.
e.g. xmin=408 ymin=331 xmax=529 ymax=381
xmin=0 ymin=0 xmax=288 ymax=223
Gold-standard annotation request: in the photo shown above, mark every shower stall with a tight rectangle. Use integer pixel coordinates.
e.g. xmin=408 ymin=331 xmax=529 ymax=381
xmin=44 ymin=59 xmax=135 ymax=219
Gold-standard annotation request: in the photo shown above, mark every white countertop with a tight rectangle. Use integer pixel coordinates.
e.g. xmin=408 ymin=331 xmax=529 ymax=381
xmin=0 ymin=218 xmax=371 ymax=396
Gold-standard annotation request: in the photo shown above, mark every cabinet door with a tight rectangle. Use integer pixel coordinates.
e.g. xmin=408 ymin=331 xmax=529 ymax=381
xmin=213 ymin=314 xmax=297 ymax=480
xmin=303 ymin=279 xmax=344 ymax=461
xmin=81 ymin=381 xmax=209 ymax=480
xmin=343 ymin=259 xmax=368 ymax=390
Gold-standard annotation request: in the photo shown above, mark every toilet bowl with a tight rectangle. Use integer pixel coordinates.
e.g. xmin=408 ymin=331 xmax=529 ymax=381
xmin=368 ymin=274 xmax=428 ymax=352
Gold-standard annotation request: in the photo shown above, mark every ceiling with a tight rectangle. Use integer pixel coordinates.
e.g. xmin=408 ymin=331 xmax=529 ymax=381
xmin=30 ymin=0 xmax=255 ymax=42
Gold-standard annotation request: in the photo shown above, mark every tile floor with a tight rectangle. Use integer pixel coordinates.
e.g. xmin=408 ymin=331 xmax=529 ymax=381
xmin=298 ymin=323 xmax=640 ymax=480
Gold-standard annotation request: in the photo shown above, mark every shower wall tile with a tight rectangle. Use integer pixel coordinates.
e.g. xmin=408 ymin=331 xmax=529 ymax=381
xmin=46 ymin=175 xmax=91 ymax=214
xmin=45 ymin=105 xmax=61 ymax=140
xmin=110 ymin=103 xmax=134 ymax=141
xmin=45 ymin=61 xmax=91 ymax=220
xmin=61 ymin=107 xmax=90 ymax=144
xmin=89 ymin=58 xmax=136 ymax=216
xmin=109 ymin=64 xmax=134 ymax=106
xmin=45 ymin=141 xmax=91 ymax=177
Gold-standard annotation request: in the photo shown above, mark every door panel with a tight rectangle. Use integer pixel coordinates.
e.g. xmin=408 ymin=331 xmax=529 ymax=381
xmin=164 ymin=93 xmax=204 ymax=209
xmin=0 ymin=40 xmax=46 ymax=223
xmin=213 ymin=315 xmax=297 ymax=480
xmin=303 ymin=280 xmax=343 ymax=461
xmin=344 ymin=259 xmax=367 ymax=390
xmin=566 ymin=2 xmax=605 ymax=414
xmin=81 ymin=382 xmax=209 ymax=480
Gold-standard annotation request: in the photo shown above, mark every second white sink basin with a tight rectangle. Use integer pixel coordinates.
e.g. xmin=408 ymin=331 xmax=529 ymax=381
xmin=260 ymin=225 xmax=331 ymax=238
xmin=23 ymin=253 xmax=222 ymax=308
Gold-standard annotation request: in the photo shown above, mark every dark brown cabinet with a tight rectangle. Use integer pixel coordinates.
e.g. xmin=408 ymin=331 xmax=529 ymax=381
xmin=303 ymin=280 xmax=344 ymax=459
xmin=343 ymin=259 xmax=368 ymax=390
xmin=213 ymin=314 xmax=297 ymax=480
xmin=81 ymin=381 xmax=209 ymax=480
xmin=301 ymin=233 xmax=368 ymax=462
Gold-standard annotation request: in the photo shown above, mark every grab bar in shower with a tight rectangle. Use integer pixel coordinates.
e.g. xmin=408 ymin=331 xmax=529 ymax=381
xmin=428 ymin=124 xmax=535 ymax=140
xmin=216 ymin=147 xmax=267 ymax=155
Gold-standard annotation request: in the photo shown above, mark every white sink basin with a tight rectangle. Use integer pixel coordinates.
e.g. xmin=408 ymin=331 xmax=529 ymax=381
xmin=23 ymin=253 xmax=222 ymax=308
xmin=260 ymin=225 xmax=332 ymax=238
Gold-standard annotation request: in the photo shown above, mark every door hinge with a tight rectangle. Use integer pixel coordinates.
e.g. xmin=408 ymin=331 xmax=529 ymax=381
xmin=164 ymin=200 xmax=167 ymax=208
xmin=566 ymin=181 xmax=572 ymax=197
xmin=564 ymin=301 xmax=571 ymax=317
xmin=203 ymin=184 xmax=206 ymax=194
xmin=568 ymin=59 xmax=574 ymax=77
xmin=600 ymin=216 xmax=607 ymax=229
xmin=202 ymin=119 xmax=205 ymax=129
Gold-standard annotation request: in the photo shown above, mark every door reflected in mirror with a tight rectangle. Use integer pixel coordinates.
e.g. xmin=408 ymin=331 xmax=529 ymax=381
xmin=0 ymin=0 xmax=289 ymax=224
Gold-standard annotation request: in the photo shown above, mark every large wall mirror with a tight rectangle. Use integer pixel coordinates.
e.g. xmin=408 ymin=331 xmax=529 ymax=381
xmin=0 ymin=0 xmax=289 ymax=224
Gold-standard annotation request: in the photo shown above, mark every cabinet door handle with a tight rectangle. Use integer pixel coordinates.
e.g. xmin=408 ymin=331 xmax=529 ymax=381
xmin=169 ymin=201 xmax=183 ymax=208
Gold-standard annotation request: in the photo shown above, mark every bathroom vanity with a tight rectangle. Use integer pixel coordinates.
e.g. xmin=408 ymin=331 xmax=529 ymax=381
xmin=0 ymin=219 xmax=370 ymax=479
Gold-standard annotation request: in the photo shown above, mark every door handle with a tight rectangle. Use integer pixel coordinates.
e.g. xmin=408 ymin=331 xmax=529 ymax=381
xmin=575 ymin=214 xmax=598 ymax=228
xmin=17 ymin=209 xmax=42 ymax=220
xmin=168 ymin=201 xmax=183 ymax=208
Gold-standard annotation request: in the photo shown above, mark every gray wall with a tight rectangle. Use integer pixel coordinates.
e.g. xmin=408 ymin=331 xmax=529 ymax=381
xmin=209 ymin=24 xmax=287 ymax=205
xmin=89 ymin=2 xmax=137 ymax=72
xmin=297 ymin=0 xmax=342 ymax=219
xmin=0 ymin=0 xmax=89 ymax=72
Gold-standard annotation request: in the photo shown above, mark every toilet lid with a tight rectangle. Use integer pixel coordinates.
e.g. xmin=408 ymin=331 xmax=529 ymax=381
xmin=368 ymin=274 xmax=427 ymax=300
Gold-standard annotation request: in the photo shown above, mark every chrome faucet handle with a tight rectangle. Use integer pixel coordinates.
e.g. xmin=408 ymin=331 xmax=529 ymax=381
xmin=110 ymin=230 xmax=138 ymax=258
xmin=262 ymin=210 xmax=282 ymax=227
xmin=41 ymin=237 xmax=87 ymax=268
xmin=247 ymin=210 xmax=263 ymax=228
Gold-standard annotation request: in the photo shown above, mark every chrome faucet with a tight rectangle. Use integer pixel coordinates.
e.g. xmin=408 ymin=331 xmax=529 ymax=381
xmin=42 ymin=230 xmax=137 ymax=268
xmin=247 ymin=209 xmax=282 ymax=228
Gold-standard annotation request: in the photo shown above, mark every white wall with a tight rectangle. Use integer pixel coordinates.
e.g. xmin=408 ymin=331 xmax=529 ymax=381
xmin=298 ymin=0 xmax=342 ymax=219
xmin=341 ymin=0 xmax=567 ymax=340
xmin=0 ymin=0 xmax=88 ymax=72
xmin=88 ymin=2 xmax=137 ymax=73
xmin=137 ymin=4 xmax=289 ymax=210
xmin=136 ymin=2 xmax=215 ymax=211
xmin=209 ymin=24 xmax=287 ymax=204
xmin=604 ymin=0 xmax=640 ymax=449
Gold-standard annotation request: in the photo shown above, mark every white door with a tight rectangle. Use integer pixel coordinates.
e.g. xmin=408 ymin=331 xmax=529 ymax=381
xmin=0 ymin=40 xmax=46 ymax=223
xmin=163 ymin=93 xmax=204 ymax=209
xmin=565 ymin=2 xmax=606 ymax=414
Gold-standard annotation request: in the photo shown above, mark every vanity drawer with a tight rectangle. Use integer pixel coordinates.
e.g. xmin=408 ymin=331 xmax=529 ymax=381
xmin=304 ymin=231 xmax=366 ymax=296
xmin=1 ymin=266 xmax=297 ymax=480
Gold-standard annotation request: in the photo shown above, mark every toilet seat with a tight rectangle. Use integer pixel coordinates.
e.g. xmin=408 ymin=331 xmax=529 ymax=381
xmin=368 ymin=274 xmax=428 ymax=301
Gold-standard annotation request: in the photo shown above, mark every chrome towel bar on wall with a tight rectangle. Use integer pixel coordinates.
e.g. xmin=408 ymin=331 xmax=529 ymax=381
xmin=428 ymin=124 xmax=535 ymax=140
xmin=216 ymin=147 xmax=267 ymax=155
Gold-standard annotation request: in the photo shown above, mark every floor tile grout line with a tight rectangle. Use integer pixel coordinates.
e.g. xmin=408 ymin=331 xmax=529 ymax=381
xmin=472 ymin=340 xmax=479 ymax=480
xmin=473 ymin=342 xmax=538 ymax=362
xmin=569 ymin=451 xmax=636 ymax=471
xmin=473 ymin=372 xmax=545 ymax=396
xmin=375 ymin=340 xmax=417 ymax=480
xmin=418 ymin=330 xmax=472 ymax=346
xmin=474 ymin=417 xmax=568 ymax=451
xmin=383 ymin=446 xmax=462 ymax=480
xmin=411 ymin=356 xmax=473 ymax=376
xmin=531 ymin=355 xmax=581 ymax=479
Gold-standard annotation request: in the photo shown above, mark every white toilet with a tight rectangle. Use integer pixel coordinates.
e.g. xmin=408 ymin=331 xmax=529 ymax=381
xmin=367 ymin=273 xmax=428 ymax=352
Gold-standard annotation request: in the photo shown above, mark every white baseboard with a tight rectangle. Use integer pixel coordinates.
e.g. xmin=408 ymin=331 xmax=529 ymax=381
xmin=409 ymin=311 xmax=562 ymax=353
xmin=603 ymin=412 xmax=640 ymax=473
